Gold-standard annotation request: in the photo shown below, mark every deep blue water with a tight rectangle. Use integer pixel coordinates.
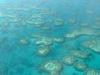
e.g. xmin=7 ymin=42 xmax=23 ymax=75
xmin=0 ymin=0 xmax=100 ymax=75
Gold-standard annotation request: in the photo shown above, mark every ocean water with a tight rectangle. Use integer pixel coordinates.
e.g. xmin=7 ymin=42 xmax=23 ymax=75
xmin=0 ymin=0 xmax=100 ymax=75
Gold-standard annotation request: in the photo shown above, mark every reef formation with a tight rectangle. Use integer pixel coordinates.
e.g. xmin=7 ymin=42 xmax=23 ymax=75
xmin=0 ymin=0 xmax=100 ymax=75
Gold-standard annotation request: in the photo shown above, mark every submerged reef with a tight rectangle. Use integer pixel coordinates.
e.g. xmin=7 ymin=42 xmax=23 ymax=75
xmin=71 ymin=50 xmax=91 ymax=59
xmin=64 ymin=27 xmax=99 ymax=38
xmin=40 ymin=60 xmax=62 ymax=75
xmin=73 ymin=61 xmax=88 ymax=71
xmin=63 ymin=55 xmax=76 ymax=65
xmin=0 ymin=0 xmax=100 ymax=75
xmin=36 ymin=45 xmax=50 ymax=56
xmin=81 ymin=38 xmax=100 ymax=54
xmin=85 ymin=69 xmax=100 ymax=75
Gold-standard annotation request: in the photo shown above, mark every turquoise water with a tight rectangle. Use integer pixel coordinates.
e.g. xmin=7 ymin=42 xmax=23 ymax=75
xmin=0 ymin=0 xmax=100 ymax=75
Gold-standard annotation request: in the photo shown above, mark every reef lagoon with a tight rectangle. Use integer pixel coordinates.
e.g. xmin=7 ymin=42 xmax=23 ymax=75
xmin=0 ymin=0 xmax=100 ymax=75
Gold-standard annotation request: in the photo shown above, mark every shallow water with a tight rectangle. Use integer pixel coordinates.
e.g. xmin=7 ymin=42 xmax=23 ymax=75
xmin=0 ymin=0 xmax=100 ymax=75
